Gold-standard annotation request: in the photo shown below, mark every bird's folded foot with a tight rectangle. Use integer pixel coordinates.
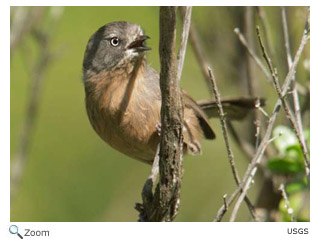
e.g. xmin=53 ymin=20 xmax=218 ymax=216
xmin=156 ymin=123 xmax=162 ymax=136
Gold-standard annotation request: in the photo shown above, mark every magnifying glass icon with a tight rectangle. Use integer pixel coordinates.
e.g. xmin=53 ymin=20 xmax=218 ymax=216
xmin=9 ymin=225 xmax=23 ymax=239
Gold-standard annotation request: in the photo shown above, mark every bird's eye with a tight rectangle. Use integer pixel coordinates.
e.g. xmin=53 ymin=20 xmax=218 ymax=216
xmin=110 ymin=37 xmax=120 ymax=47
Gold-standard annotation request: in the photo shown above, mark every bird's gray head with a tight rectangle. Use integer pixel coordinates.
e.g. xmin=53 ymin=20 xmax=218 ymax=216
xmin=83 ymin=21 xmax=151 ymax=75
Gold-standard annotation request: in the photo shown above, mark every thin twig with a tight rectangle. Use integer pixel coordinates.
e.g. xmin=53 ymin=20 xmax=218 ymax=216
xmin=234 ymin=27 xmax=273 ymax=84
xmin=189 ymin=21 xmax=260 ymax=160
xmin=234 ymin=27 xmax=308 ymax=96
xmin=244 ymin=7 xmax=266 ymax=153
xmin=230 ymin=127 xmax=281 ymax=222
xmin=223 ymin=194 xmax=228 ymax=211
xmin=281 ymin=7 xmax=293 ymax=68
xmin=208 ymin=67 xmax=257 ymax=221
xmin=219 ymin=17 xmax=310 ymax=221
xmin=279 ymin=183 xmax=295 ymax=222
xmin=281 ymin=6 xmax=306 ymax=153
xmin=255 ymin=6 xmax=275 ymax=58
xmin=11 ymin=7 xmax=64 ymax=200
xmin=229 ymin=167 xmax=257 ymax=221
xmin=11 ymin=32 xmax=50 ymax=200
xmin=10 ymin=7 xmax=45 ymax=54
xmin=214 ymin=180 xmax=242 ymax=221
xmin=244 ymin=6 xmax=256 ymax=97
xmin=226 ymin=102 xmax=281 ymax=222
xmin=235 ymin=25 xmax=276 ymax=159
xmin=177 ymin=6 xmax=192 ymax=83
xmin=189 ymin=22 xmax=212 ymax=93
xmin=256 ymin=25 xmax=310 ymax=175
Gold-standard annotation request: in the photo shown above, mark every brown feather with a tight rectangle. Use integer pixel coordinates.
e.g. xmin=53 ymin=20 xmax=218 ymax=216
xmin=198 ymin=97 xmax=266 ymax=120
xmin=183 ymin=92 xmax=215 ymax=140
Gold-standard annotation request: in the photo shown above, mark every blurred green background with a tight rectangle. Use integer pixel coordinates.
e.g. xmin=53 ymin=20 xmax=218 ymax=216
xmin=11 ymin=6 xmax=309 ymax=221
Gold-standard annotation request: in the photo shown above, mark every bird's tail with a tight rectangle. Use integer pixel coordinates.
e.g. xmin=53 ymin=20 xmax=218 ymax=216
xmin=198 ymin=97 xmax=265 ymax=120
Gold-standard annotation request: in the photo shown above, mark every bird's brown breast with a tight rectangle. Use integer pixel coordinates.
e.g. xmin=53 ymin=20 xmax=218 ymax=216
xmin=84 ymin=62 xmax=161 ymax=163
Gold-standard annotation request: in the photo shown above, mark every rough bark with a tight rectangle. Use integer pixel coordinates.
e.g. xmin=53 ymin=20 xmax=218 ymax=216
xmin=136 ymin=6 xmax=184 ymax=222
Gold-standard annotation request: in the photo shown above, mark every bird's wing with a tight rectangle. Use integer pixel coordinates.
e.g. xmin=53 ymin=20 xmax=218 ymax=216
xmin=183 ymin=91 xmax=216 ymax=140
xmin=198 ymin=97 xmax=265 ymax=120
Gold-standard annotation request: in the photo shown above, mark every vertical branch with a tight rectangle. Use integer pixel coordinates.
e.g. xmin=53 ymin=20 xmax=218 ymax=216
xmin=158 ymin=6 xmax=184 ymax=221
xmin=244 ymin=6 xmax=265 ymax=153
xmin=11 ymin=32 xmax=50 ymax=200
xmin=136 ymin=6 xmax=184 ymax=222
xmin=188 ymin=22 xmax=213 ymax=93
xmin=281 ymin=6 xmax=305 ymax=148
xmin=255 ymin=6 xmax=275 ymax=58
xmin=281 ymin=7 xmax=293 ymax=67
xmin=177 ymin=6 xmax=192 ymax=83
xmin=244 ymin=6 xmax=257 ymax=98
xmin=10 ymin=7 xmax=45 ymax=54
xmin=208 ymin=68 xmax=256 ymax=221
xmin=11 ymin=7 xmax=64 ymax=201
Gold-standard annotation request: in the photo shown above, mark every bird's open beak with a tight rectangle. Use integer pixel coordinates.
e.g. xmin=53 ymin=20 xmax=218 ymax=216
xmin=127 ymin=35 xmax=151 ymax=52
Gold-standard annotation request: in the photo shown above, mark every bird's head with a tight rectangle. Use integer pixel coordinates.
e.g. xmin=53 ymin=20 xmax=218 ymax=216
xmin=83 ymin=21 xmax=151 ymax=75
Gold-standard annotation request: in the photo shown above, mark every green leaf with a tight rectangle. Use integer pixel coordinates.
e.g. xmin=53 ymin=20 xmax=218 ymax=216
xmin=286 ymin=180 xmax=308 ymax=194
xmin=279 ymin=191 xmax=310 ymax=222
xmin=273 ymin=126 xmax=298 ymax=154
xmin=286 ymin=144 xmax=304 ymax=163
xmin=267 ymin=157 xmax=304 ymax=174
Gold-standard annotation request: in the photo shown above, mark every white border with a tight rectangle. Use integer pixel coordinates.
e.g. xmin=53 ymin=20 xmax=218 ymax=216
xmin=3 ymin=1 xmax=319 ymax=243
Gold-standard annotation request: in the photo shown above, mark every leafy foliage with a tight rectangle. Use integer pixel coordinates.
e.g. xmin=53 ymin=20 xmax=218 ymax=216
xmin=267 ymin=126 xmax=309 ymax=175
xmin=267 ymin=125 xmax=310 ymax=222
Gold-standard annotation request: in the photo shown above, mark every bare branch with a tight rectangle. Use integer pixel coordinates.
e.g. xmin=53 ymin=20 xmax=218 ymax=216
xmin=229 ymin=132 xmax=284 ymax=222
xmin=279 ymin=183 xmax=295 ymax=222
xmin=188 ymin=22 xmax=213 ymax=92
xmin=256 ymin=25 xmax=310 ymax=175
xmin=11 ymin=7 xmax=64 ymax=201
xmin=244 ymin=6 xmax=256 ymax=97
xmin=234 ymin=27 xmax=273 ymax=85
xmin=218 ymin=18 xmax=310 ymax=220
xmin=255 ymin=6 xmax=275 ymax=57
xmin=177 ymin=6 xmax=192 ymax=83
xmin=136 ymin=7 xmax=183 ymax=222
xmin=208 ymin=67 xmax=256 ymax=221
xmin=243 ymin=7 xmax=268 ymax=158
xmin=214 ymin=181 xmax=242 ymax=221
xmin=157 ymin=6 xmax=183 ymax=221
xmin=229 ymin=168 xmax=257 ymax=221
xmin=10 ymin=7 xmax=45 ymax=54
xmin=235 ymin=17 xmax=308 ymax=96
xmin=226 ymin=102 xmax=281 ymax=221
xmin=11 ymin=33 xmax=50 ymax=200
xmin=281 ymin=7 xmax=293 ymax=68
xmin=281 ymin=6 xmax=306 ymax=152
xmin=280 ymin=11 xmax=309 ymax=98
xmin=189 ymin=20 xmax=261 ymax=161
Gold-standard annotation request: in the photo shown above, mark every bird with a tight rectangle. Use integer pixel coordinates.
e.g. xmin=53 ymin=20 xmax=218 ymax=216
xmin=82 ymin=21 xmax=261 ymax=164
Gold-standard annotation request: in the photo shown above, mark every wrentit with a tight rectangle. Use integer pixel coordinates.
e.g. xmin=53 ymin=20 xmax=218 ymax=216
xmin=83 ymin=21 xmax=260 ymax=164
